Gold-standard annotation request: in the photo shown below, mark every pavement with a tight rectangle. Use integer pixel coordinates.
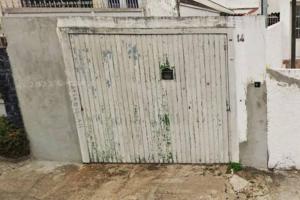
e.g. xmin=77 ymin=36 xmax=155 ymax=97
xmin=0 ymin=159 xmax=300 ymax=200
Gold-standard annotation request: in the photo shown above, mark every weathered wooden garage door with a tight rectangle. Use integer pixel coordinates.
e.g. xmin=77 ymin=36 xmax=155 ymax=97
xmin=68 ymin=31 xmax=231 ymax=163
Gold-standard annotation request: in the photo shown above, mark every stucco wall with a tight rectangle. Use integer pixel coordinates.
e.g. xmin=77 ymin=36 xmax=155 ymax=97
xmin=240 ymin=82 xmax=267 ymax=169
xmin=180 ymin=4 xmax=220 ymax=17
xmin=232 ymin=16 xmax=266 ymax=142
xmin=2 ymin=16 xmax=267 ymax=162
xmin=266 ymin=22 xmax=283 ymax=68
xmin=144 ymin=0 xmax=178 ymax=17
xmin=3 ymin=17 xmax=82 ymax=162
xmin=212 ymin=0 xmax=259 ymax=9
xmin=267 ymin=69 xmax=300 ymax=169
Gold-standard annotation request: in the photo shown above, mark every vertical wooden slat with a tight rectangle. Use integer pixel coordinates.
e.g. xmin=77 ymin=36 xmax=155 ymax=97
xmin=163 ymin=35 xmax=176 ymax=163
xmin=167 ymin=35 xmax=179 ymax=163
xmin=123 ymin=35 xmax=141 ymax=162
xmin=114 ymin=35 xmax=132 ymax=162
xmin=73 ymin=35 xmax=97 ymax=161
xmin=148 ymin=35 xmax=161 ymax=163
xmin=188 ymin=34 xmax=198 ymax=163
xmin=220 ymin=35 xmax=230 ymax=162
xmin=65 ymin=34 xmax=90 ymax=163
xmin=181 ymin=35 xmax=192 ymax=163
xmin=202 ymin=35 xmax=212 ymax=163
xmin=135 ymin=35 xmax=152 ymax=162
xmin=88 ymin=35 xmax=107 ymax=162
xmin=172 ymin=34 xmax=183 ymax=163
xmin=140 ymin=35 xmax=155 ymax=162
xmin=101 ymin=35 xmax=121 ymax=162
xmin=107 ymin=34 xmax=129 ymax=162
xmin=210 ymin=35 xmax=219 ymax=162
xmin=192 ymin=34 xmax=203 ymax=163
xmin=118 ymin=35 xmax=138 ymax=162
xmin=130 ymin=35 xmax=147 ymax=162
xmin=98 ymin=35 xmax=118 ymax=162
xmin=199 ymin=34 xmax=208 ymax=163
xmin=214 ymin=34 xmax=223 ymax=163
xmin=83 ymin=34 xmax=103 ymax=162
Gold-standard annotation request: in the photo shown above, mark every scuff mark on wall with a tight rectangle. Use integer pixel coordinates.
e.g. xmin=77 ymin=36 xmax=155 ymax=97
xmin=240 ymin=82 xmax=268 ymax=169
xmin=267 ymin=68 xmax=300 ymax=88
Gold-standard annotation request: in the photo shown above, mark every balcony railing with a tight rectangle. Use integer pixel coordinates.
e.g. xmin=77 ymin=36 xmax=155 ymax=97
xmin=0 ymin=0 xmax=141 ymax=9
xmin=267 ymin=13 xmax=280 ymax=26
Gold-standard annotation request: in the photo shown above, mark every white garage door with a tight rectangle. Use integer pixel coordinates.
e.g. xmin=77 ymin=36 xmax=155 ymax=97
xmin=68 ymin=30 xmax=232 ymax=163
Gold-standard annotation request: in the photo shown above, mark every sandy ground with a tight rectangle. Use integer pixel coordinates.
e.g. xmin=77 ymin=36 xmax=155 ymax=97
xmin=0 ymin=159 xmax=299 ymax=200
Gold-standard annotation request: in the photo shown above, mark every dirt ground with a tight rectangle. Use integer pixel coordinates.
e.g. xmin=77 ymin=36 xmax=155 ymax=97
xmin=0 ymin=159 xmax=300 ymax=200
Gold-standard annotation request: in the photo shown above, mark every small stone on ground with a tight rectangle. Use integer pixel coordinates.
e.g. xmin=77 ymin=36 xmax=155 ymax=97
xmin=230 ymin=174 xmax=250 ymax=192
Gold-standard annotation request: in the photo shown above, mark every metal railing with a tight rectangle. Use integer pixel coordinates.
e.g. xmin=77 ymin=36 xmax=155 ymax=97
xmin=267 ymin=13 xmax=280 ymax=26
xmin=0 ymin=0 xmax=141 ymax=9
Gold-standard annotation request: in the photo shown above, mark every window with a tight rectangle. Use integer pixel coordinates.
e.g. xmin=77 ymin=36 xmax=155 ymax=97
xmin=20 ymin=0 xmax=138 ymax=8
xmin=108 ymin=0 xmax=120 ymax=8
xmin=126 ymin=0 xmax=138 ymax=8
xmin=108 ymin=0 xmax=139 ymax=8
xmin=21 ymin=0 xmax=93 ymax=8
xmin=296 ymin=5 xmax=300 ymax=38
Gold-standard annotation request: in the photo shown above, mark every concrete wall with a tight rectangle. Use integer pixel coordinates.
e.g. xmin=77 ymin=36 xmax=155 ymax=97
xmin=180 ymin=4 xmax=220 ymax=17
xmin=144 ymin=0 xmax=178 ymax=16
xmin=3 ymin=17 xmax=82 ymax=162
xmin=212 ymin=0 xmax=259 ymax=9
xmin=240 ymin=82 xmax=267 ymax=169
xmin=267 ymin=69 xmax=300 ymax=169
xmin=2 ymin=16 xmax=267 ymax=163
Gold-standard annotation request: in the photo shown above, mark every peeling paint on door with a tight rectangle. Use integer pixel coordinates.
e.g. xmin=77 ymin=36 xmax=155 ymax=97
xmin=68 ymin=31 xmax=231 ymax=164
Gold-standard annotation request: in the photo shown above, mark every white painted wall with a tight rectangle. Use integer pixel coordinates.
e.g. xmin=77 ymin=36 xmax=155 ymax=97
xmin=267 ymin=69 xmax=300 ymax=169
xmin=266 ymin=22 xmax=283 ymax=68
xmin=226 ymin=0 xmax=259 ymax=9
xmin=212 ymin=0 xmax=259 ymax=9
xmin=180 ymin=4 xmax=220 ymax=16
xmin=230 ymin=16 xmax=266 ymax=142
xmin=268 ymin=0 xmax=280 ymax=13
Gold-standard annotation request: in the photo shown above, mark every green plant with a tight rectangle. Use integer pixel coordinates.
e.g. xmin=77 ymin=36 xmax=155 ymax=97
xmin=228 ymin=162 xmax=243 ymax=173
xmin=159 ymin=58 xmax=174 ymax=71
xmin=0 ymin=117 xmax=29 ymax=158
